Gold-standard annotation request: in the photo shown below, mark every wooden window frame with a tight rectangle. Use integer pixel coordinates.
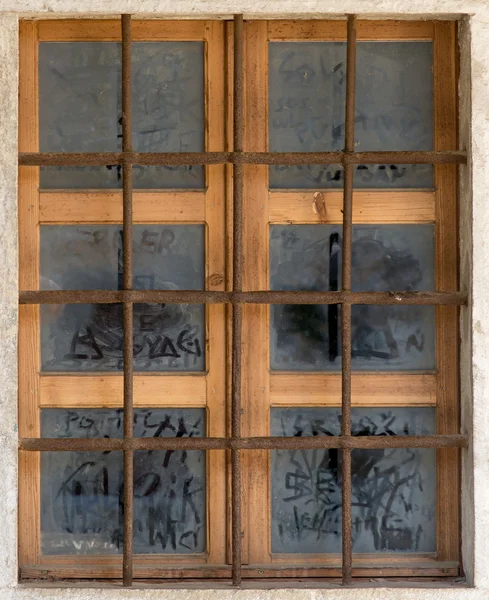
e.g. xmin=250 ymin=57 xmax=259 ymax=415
xmin=19 ymin=17 xmax=228 ymax=580
xmin=18 ymin=15 xmax=467 ymax=586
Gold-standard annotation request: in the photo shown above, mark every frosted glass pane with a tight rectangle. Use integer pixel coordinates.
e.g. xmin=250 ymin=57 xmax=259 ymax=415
xmin=270 ymin=224 xmax=435 ymax=371
xmin=271 ymin=407 xmax=436 ymax=553
xmin=41 ymin=408 xmax=206 ymax=555
xmin=39 ymin=42 xmax=204 ymax=188
xmin=269 ymin=42 xmax=433 ymax=189
xmin=40 ymin=225 xmax=205 ymax=372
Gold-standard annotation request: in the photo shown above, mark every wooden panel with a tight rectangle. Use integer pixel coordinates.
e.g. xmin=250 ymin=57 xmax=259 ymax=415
xmin=39 ymin=191 xmax=206 ymax=224
xmin=270 ymin=373 xmax=436 ymax=407
xmin=21 ymin=554 xmax=458 ymax=588
xmin=242 ymin=20 xmax=270 ymax=566
xmin=204 ymin=20 xmax=227 ymax=565
xmin=268 ymin=20 xmax=346 ymax=41
xmin=18 ymin=21 xmax=41 ymax=567
xmin=269 ymin=190 xmax=435 ymax=224
xmin=357 ymin=20 xmax=434 ymax=41
xmin=434 ymin=21 xmax=460 ymax=564
xmin=271 ymin=551 xmax=440 ymax=565
xmin=38 ymin=19 xmax=206 ymax=41
xmin=132 ymin=20 xmax=207 ymax=41
xmin=268 ymin=20 xmax=434 ymax=41
xmin=38 ymin=19 xmax=121 ymax=41
xmin=39 ymin=553 xmax=205 ymax=566
xmin=40 ymin=375 xmax=207 ymax=408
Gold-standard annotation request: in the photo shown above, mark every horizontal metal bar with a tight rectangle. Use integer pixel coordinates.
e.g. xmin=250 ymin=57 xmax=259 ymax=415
xmin=342 ymin=150 xmax=467 ymax=165
xmin=19 ymin=290 xmax=467 ymax=306
xmin=242 ymin=150 xmax=466 ymax=165
xmin=18 ymin=152 xmax=232 ymax=166
xmin=19 ymin=434 xmax=468 ymax=452
xmin=18 ymin=150 xmax=467 ymax=167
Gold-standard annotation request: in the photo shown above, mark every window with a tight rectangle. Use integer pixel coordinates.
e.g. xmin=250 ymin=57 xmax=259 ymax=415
xmin=18 ymin=15 xmax=467 ymax=586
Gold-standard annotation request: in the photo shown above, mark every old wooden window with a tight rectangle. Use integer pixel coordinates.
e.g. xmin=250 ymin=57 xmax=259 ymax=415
xmin=18 ymin=15 xmax=467 ymax=586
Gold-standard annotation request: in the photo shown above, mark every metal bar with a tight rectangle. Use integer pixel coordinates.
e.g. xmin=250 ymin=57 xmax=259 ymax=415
xmin=342 ymin=150 xmax=467 ymax=165
xmin=19 ymin=434 xmax=469 ymax=452
xmin=18 ymin=149 xmax=467 ymax=166
xmin=231 ymin=12 xmax=244 ymax=588
xmin=121 ymin=13 xmax=134 ymax=588
xmin=342 ymin=448 xmax=352 ymax=584
xmin=19 ymin=290 xmax=468 ymax=306
xmin=17 ymin=152 xmax=232 ymax=166
xmin=341 ymin=14 xmax=357 ymax=586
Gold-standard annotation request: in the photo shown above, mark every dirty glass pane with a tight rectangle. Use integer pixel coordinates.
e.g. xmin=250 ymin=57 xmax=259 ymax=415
xmin=271 ymin=407 xmax=436 ymax=553
xmin=40 ymin=225 xmax=205 ymax=371
xmin=41 ymin=408 xmax=206 ymax=555
xmin=268 ymin=42 xmax=433 ymax=188
xmin=270 ymin=224 xmax=435 ymax=371
xmin=39 ymin=42 xmax=205 ymax=188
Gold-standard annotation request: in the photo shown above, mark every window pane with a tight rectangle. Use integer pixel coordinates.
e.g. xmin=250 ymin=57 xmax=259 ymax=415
xmin=41 ymin=408 xmax=206 ymax=555
xmin=268 ymin=42 xmax=433 ymax=189
xmin=40 ymin=225 xmax=205 ymax=371
xmin=271 ymin=407 xmax=436 ymax=553
xmin=39 ymin=42 xmax=205 ymax=189
xmin=270 ymin=224 xmax=435 ymax=370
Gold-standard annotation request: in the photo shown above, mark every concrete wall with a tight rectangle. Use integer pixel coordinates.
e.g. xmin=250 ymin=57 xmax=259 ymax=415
xmin=0 ymin=1 xmax=485 ymax=598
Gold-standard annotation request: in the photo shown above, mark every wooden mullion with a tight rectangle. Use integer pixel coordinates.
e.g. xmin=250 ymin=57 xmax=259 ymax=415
xmin=270 ymin=373 xmax=437 ymax=407
xmin=433 ymin=20 xmax=460 ymax=564
xmin=42 ymin=189 xmax=434 ymax=226
xmin=37 ymin=19 xmax=206 ymax=42
xmin=269 ymin=190 xmax=435 ymax=224
xmin=18 ymin=20 xmax=41 ymax=567
xmin=39 ymin=191 xmax=206 ymax=224
xmin=242 ymin=19 xmax=270 ymax=566
xmin=271 ymin=552 xmax=441 ymax=565
xmin=39 ymin=375 xmax=207 ymax=408
xmin=268 ymin=20 xmax=434 ymax=42
xmin=40 ymin=553 xmax=206 ymax=567
xmin=204 ymin=20 xmax=227 ymax=566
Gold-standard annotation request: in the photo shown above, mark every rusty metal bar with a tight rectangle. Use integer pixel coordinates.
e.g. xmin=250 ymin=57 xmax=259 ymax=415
xmin=18 ymin=149 xmax=467 ymax=166
xmin=341 ymin=150 xmax=467 ymax=165
xmin=121 ymin=13 xmax=134 ymax=588
xmin=231 ymin=12 xmax=244 ymax=588
xmin=20 ymin=434 xmax=469 ymax=452
xmin=341 ymin=14 xmax=357 ymax=586
xmin=19 ymin=289 xmax=468 ymax=306
xmin=18 ymin=152 xmax=232 ymax=165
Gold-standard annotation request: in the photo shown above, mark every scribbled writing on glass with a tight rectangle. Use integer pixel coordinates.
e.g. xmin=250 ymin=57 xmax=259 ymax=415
xmin=40 ymin=225 xmax=205 ymax=372
xmin=271 ymin=407 xmax=436 ymax=553
xmin=268 ymin=42 xmax=433 ymax=189
xmin=41 ymin=408 xmax=206 ymax=555
xmin=39 ymin=42 xmax=205 ymax=189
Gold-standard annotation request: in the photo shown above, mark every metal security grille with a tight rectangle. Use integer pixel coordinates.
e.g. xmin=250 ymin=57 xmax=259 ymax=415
xmin=18 ymin=13 xmax=468 ymax=588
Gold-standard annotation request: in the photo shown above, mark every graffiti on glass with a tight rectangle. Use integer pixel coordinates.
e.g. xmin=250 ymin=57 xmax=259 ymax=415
xmin=41 ymin=408 xmax=206 ymax=555
xmin=271 ymin=407 xmax=436 ymax=553
xmin=40 ymin=224 xmax=205 ymax=372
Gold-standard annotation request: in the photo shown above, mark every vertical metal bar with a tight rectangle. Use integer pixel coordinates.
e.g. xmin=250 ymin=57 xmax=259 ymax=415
xmin=341 ymin=14 xmax=357 ymax=586
xmin=231 ymin=12 xmax=244 ymax=588
xmin=121 ymin=13 xmax=134 ymax=588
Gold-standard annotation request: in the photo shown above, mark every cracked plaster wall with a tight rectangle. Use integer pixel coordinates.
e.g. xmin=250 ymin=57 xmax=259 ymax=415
xmin=0 ymin=1 xmax=486 ymax=598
